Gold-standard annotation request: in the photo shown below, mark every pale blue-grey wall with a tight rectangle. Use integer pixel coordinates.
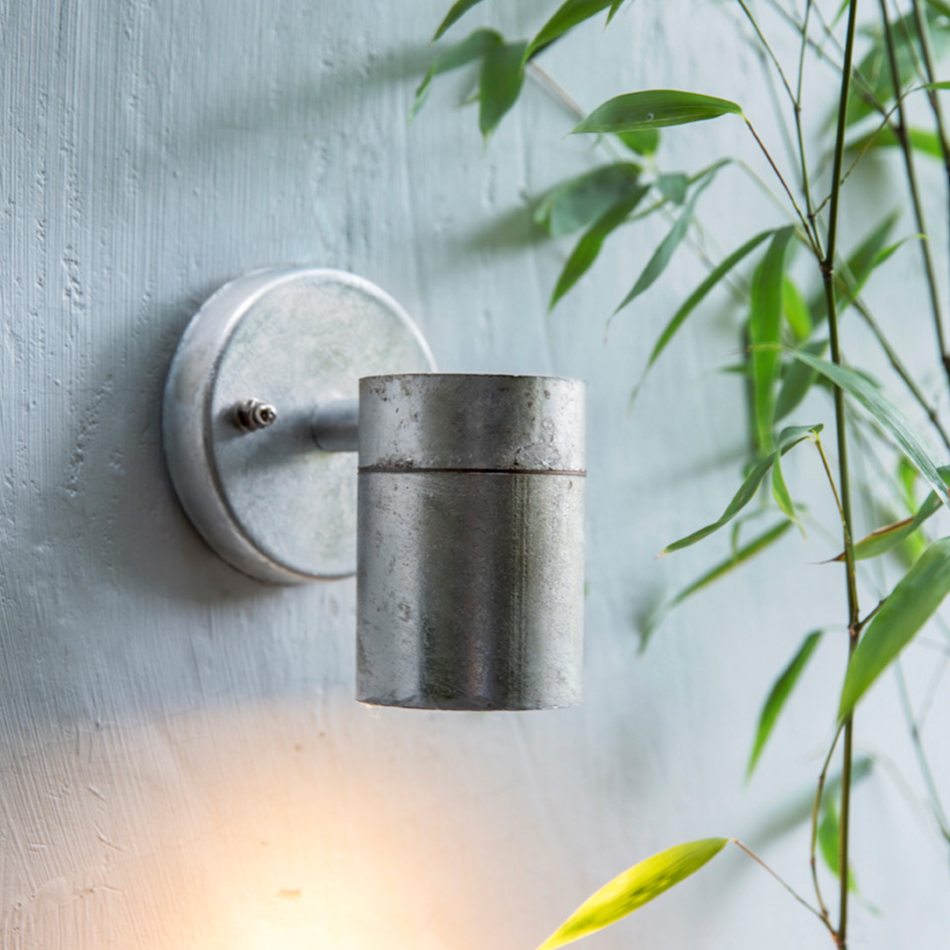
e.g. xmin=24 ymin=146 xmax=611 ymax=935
xmin=2 ymin=1 xmax=948 ymax=947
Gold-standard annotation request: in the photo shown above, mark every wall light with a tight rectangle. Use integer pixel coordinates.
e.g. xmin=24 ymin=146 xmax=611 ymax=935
xmin=163 ymin=269 xmax=585 ymax=710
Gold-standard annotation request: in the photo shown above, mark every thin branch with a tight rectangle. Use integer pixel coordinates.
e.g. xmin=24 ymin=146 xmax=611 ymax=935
xmin=911 ymin=0 xmax=950 ymax=382
xmin=895 ymin=660 xmax=950 ymax=840
xmin=745 ymin=118 xmax=821 ymax=258
xmin=732 ymin=839 xmax=834 ymax=932
xmin=878 ymin=0 xmax=950 ymax=386
xmin=809 ymin=727 xmax=843 ymax=926
xmin=814 ymin=436 xmax=851 ymax=551
xmin=736 ymin=0 xmax=799 ymax=107
xmin=850 ymin=296 xmax=950 ymax=452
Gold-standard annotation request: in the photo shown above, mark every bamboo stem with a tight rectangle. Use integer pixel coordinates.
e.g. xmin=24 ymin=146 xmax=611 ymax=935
xmin=877 ymin=0 xmax=950 ymax=386
xmin=824 ymin=2 xmax=862 ymax=946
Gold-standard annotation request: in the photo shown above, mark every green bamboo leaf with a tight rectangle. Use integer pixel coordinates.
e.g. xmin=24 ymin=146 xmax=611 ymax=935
xmin=550 ymin=185 xmax=650 ymax=309
xmin=747 ymin=631 xmax=823 ymax=779
xmin=656 ymin=172 xmax=688 ymax=204
xmin=432 ymin=0 xmax=486 ymax=41
xmin=479 ymin=41 xmax=528 ymax=139
xmin=785 ymin=350 xmax=949 ymax=508
xmin=615 ymin=129 xmax=660 ymax=155
xmin=817 ymin=802 xmax=859 ymax=891
xmin=573 ymin=89 xmax=743 ymax=134
xmin=839 ymin=537 xmax=950 ymax=720
xmin=629 ymin=229 xmax=775 ymax=406
xmin=411 ymin=29 xmax=502 ymax=120
xmin=613 ymin=172 xmax=718 ymax=315
xmin=750 ymin=227 xmax=796 ymax=452
xmin=661 ymin=424 xmax=822 ymax=554
xmin=791 ymin=216 xmax=899 ymax=399
xmin=849 ymin=503 xmax=939 ymax=560
xmin=847 ymin=8 xmax=950 ymax=126
xmin=771 ymin=456 xmax=799 ymax=526
xmin=775 ymin=340 xmax=828 ymax=421
xmin=607 ymin=0 xmax=625 ymax=22
xmin=750 ymin=757 xmax=874 ymax=846
xmin=783 ymin=277 xmax=812 ymax=341
xmin=924 ymin=79 xmax=950 ymax=89
xmin=526 ymin=0 xmax=617 ymax=60
xmin=849 ymin=125 xmax=945 ymax=160
xmin=535 ymin=163 xmax=642 ymax=237
xmin=641 ymin=521 xmax=792 ymax=650
xmin=835 ymin=211 xmax=900 ymax=312
xmin=833 ymin=468 xmax=949 ymax=561
xmin=925 ymin=0 xmax=950 ymax=19
xmin=535 ymin=839 xmax=729 ymax=950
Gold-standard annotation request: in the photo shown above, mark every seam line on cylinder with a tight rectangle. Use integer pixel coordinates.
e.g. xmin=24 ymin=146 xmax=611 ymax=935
xmin=358 ymin=467 xmax=586 ymax=476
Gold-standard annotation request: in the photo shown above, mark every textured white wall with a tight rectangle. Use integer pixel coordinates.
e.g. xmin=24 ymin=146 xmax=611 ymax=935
xmin=2 ymin=1 xmax=949 ymax=948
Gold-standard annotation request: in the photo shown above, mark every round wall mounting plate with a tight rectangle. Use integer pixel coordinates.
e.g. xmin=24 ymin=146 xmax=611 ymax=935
xmin=163 ymin=268 xmax=436 ymax=583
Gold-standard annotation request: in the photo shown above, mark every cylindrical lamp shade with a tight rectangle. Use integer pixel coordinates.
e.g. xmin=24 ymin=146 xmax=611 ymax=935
xmin=356 ymin=374 xmax=585 ymax=710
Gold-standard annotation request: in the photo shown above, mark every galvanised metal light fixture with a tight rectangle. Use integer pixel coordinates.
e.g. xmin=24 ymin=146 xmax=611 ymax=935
xmin=163 ymin=268 xmax=585 ymax=710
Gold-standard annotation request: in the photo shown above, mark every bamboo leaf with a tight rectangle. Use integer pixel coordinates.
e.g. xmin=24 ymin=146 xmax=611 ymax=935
xmin=747 ymin=631 xmax=823 ymax=778
xmin=629 ymin=229 xmax=775 ymax=406
xmin=750 ymin=227 xmax=797 ymax=452
xmin=613 ymin=173 xmax=718 ymax=315
xmin=839 ymin=537 xmax=950 ymax=720
xmin=656 ymin=173 xmax=688 ymax=204
xmin=661 ymin=424 xmax=822 ymax=554
xmin=573 ymin=89 xmax=743 ymax=134
xmin=849 ymin=125 xmax=945 ymax=160
xmin=750 ymin=757 xmax=874 ymax=846
xmin=526 ymin=0 xmax=617 ymax=60
xmin=411 ymin=29 xmax=502 ymax=120
xmin=817 ymin=802 xmax=859 ymax=891
xmin=432 ymin=0 xmax=486 ymax=41
xmin=835 ymin=211 xmax=900 ymax=312
xmin=846 ymin=9 xmax=947 ymax=126
xmin=833 ymin=468 xmax=948 ymax=561
xmin=924 ymin=0 xmax=950 ymax=20
xmin=607 ymin=0 xmax=625 ymax=23
xmin=641 ymin=522 xmax=792 ymax=650
xmin=535 ymin=163 xmax=643 ymax=237
xmin=615 ymin=129 xmax=660 ymax=155
xmin=535 ymin=839 xmax=729 ymax=950
xmin=783 ymin=277 xmax=812 ymax=341
xmin=785 ymin=350 xmax=950 ymax=508
xmin=479 ymin=41 xmax=528 ymax=139
xmin=775 ymin=340 xmax=827 ymax=420
xmin=771 ymin=457 xmax=799 ymax=526
xmin=550 ymin=185 xmax=650 ymax=308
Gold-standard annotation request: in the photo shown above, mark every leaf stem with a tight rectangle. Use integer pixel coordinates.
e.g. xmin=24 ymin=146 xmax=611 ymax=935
xmin=895 ymin=660 xmax=950 ymax=840
xmin=810 ymin=726 xmax=843 ymax=925
xmin=744 ymin=118 xmax=820 ymax=257
xmin=813 ymin=435 xmax=848 ymax=541
xmin=794 ymin=0 xmax=823 ymax=253
xmin=731 ymin=839 xmax=834 ymax=933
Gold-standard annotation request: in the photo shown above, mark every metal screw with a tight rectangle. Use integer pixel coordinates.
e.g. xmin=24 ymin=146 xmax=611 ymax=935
xmin=234 ymin=398 xmax=278 ymax=432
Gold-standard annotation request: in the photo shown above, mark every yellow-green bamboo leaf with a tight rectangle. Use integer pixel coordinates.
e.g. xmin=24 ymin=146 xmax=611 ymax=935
xmin=536 ymin=838 xmax=729 ymax=950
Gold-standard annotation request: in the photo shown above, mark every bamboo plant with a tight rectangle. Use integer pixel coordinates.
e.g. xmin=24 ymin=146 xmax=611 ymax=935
xmin=416 ymin=1 xmax=950 ymax=948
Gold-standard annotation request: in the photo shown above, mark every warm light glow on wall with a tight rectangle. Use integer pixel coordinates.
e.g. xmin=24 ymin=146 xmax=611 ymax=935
xmin=16 ymin=700 xmax=535 ymax=950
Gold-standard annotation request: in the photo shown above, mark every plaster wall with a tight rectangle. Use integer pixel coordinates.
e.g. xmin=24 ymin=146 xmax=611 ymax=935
xmin=2 ymin=1 xmax=949 ymax=948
